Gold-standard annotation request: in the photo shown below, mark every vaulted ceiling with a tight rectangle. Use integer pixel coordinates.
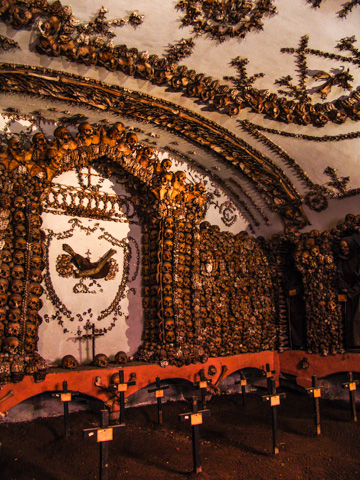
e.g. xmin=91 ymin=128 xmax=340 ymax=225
xmin=1 ymin=0 xmax=360 ymax=236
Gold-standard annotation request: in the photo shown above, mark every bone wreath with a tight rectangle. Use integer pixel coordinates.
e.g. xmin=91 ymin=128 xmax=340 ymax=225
xmin=0 ymin=389 xmax=359 ymax=480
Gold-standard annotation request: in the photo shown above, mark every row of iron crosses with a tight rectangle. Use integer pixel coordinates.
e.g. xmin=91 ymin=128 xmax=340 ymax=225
xmin=19 ymin=365 xmax=357 ymax=480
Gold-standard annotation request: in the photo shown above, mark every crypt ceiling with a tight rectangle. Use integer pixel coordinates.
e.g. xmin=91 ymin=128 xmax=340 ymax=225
xmin=0 ymin=0 xmax=360 ymax=236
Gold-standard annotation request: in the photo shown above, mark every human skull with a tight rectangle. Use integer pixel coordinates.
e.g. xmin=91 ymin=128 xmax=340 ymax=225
xmin=78 ymin=122 xmax=93 ymax=138
xmin=26 ymin=323 xmax=37 ymax=338
xmin=165 ymin=331 xmax=175 ymax=343
xmin=61 ymin=354 xmax=78 ymax=369
xmin=14 ymin=224 xmax=26 ymax=237
xmin=93 ymin=353 xmax=109 ymax=368
xmin=114 ymin=351 xmax=128 ymax=364
xmin=164 ymin=239 xmax=173 ymax=251
xmin=163 ymin=273 xmax=172 ymax=284
xmin=163 ymin=262 xmax=172 ymax=274
xmin=30 ymin=215 xmax=42 ymax=228
xmin=11 ymin=279 xmax=24 ymax=294
xmin=7 ymin=308 xmax=21 ymax=322
xmin=14 ymin=237 xmax=26 ymax=250
xmin=0 ymin=293 xmax=8 ymax=307
xmin=24 ymin=338 xmax=37 ymax=353
xmin=13 ymin=210 xmax=25 ymax=223
xmin=13 ymin=251 xmax=25 ymax=265
xmin=0 ymin=307 xmax=6 ymax=322
xmin=6 ymin=322 xmax=20 ymax=336
xmin=0 ymin=278 xmax=8 ymax=294
xmin=163 ymin=296 xmax=173 ymax=307
xmin=29 ymin=282 xmax=44 ymax=296
xmin=30 ymin=268 xmax=43 ymax=283
xmin=11 ymin=265 xmax=25 ymax=280
xmin=32 ymin=132 xmax=48 ymax=149
xmin=13 ymin=196 xmax=26 ymax=209
xmin=165 ymin=318 xmax=175 ymax=330
xmin=54 ymin=126 xmax=72 ymax=145
xmin=1 ymin=250 xmax=12 ymax=264
xmin=8 ymin=294 xmax=22 ymax=309
xmin=0 ymin=263 xmax=10 ymax=279
xmin=164 ymin=217 xmax=174 ymax=228
xmin=28 ymin=294 xmax=42 ymax=311
xmin=27 ymin=309 xmax=40 ymax=324
xmin=164 ymin=307 xmax=174 ymax=317
xmin=126 ymin=132 xmax=138 ymax=147
xmin=31 ymin=256 xmax=44 ymax=270
xmin=109 ymin=122 xmax=125 ymax=139
xmin=163 ymin=284 xmax=173 ymax=296
xmin=164 ymin=228 xmax=174 ymax=239
xmin=31 ymin=243 xmax=43 ymax=256
xmin=8 ymin=137 xmax=23 ymax=155
xmin=3 ymin=336 xmax=19 ymax=355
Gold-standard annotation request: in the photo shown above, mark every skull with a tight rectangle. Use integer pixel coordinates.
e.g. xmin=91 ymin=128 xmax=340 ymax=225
xmin=14 ymin=237 xmax=26 ymax=250
xmin=3 ymin=238 xmax=13 ymax=250
xmin=163 ymin=284 xmax=173 ymax=297
xmin=9 ymin=294 xmax=22 ymax=309
xmin=109 ymin=122 xmax=125 ymax=139
xmin=8 ymin=137 xmax=23 ymax=155
xmin=0 ymin=263 xmax=10 ymax=278
xmin=163 ymin=296 xmax=173 ymax=307
xmin=3 ymin=336 xmax=19 ymax=355
xmin=165 ymin=331 xmax=175 ymax=343
xmin=29 ymin=282 xmax=44 ymax=296
xmin=163 ymin=263 xmax=172 ymax=274
xmin=27 ymin=309 xmax=40 ymax=324
xmin=28 ymin=294 xmax=42 ymax=311
xmin=11 ymin=265 xmax=25 ymax=279
xmin=93 ymin=353 xmax=109 ymax=368
xmin=1 ymin=250 xmax=12 ymax=264
xmin=0 ymin=307 xmax=6 ymax=322
xmin=6 ymin=322 xmax=20 ymax=336
xmin=163 ymin=273 xmax=172 ymax=284
xmin=11 ymin=280 xmax=24 ymax=294
xmin=164 ymin=228 xmax=174 ymax=239
xmin=31 ymin=243 xmax=43 ymax=256
xmin=31 ymin=256 xmax=44 ymax=270
xmin=164 ymin=307 xmax=174 ymax=317
xmin=32 ymin=132 xmax=48 ymax=149
xmin=32 ymin=228 xmax=42 ymax=242
xmin=78 ymin=122 xmax=94 ymax=138
xmin=26 ymin=323 xmax=37 ymax=338
xmin=0 ymin=278 xmax=8 ymax=293
xmin=114 ymin=351 xmax=128 ymax=364
xmin=30 ymin=268 xmax=43 ymax=283
xmin=0 ymin=293 xmax=8 ymax=306
xmin=165 ymin=318 xmax=175 ymax=330
xmin=13 ymin=196 xmax=26 ymax=209
xmin=126 ymin=132 xmax=138 ymax=148
xmin=164 ymin=239 xmax=173 ymax=251
xmin=164 ymin=217 xmax=174 ymax=228
xmin=61 ymin=354 xmax=78 ymax=369
xmin=7 ymin=308 xmax=21 ymax=322
xmin=24 ymin=338 xmax=37 ymax=353
xmin=30 ymin=215 xmax=42 ymax=228
xmin=54 ymin=126 xmax=72 ymax=146
xmin=13 ymin=210 xmax=25 ymax=223
xmin=14 ymin=224 xmax=26 ymax=237
xmin=13 ymin=251 xmax=25 ymax=265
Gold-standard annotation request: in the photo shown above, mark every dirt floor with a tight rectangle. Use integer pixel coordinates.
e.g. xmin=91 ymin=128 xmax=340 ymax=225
xmin=0 ymin=388 xmax=359 ymax=480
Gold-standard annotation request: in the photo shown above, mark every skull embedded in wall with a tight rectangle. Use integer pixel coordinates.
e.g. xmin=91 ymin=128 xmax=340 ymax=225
xmin=54 ymin=126 xmax=73 ymax=146
xmin=163 ymin=273 xmax=173 ymax=284
xmin=14 ymin=237 xmax=26 ymax=250
xmin=61 ymin=354 xmax=78 ymax=369
xmin=163 ymin=296 xmax=173 ymax=307
xmin=1 ymin=250 xmax=12 ymax=263
xmin=0 ymin=293 xmax=8 ymax=307
xmin=164 ymin=239 xmax=173 ymax=251
xmin=31 ymin=243 xmax=43 ymax=256
xmin=28 ymin=294 xmax=42 ymax=311
xmin=11 ymin=265 xmax=25 ymax=280
xmin=0 ymin=278 xmax=8 ymax=294
xmin=93 ymin=353 xmax=109 ymax=368
xmin=8 ymin=294 xmax=22 ymax=309
xmin=6 ymin=322 xmax=20 ymax=336
xmin=29 ymin=283 xmax=44 ymax=296
xmin=24 ymin=337 xmax=37 ymax=353
xmin=164 ymin=228 xmax=174 ymax=239
xmin=0 ymin=263 xmax=11 ymax=278
xmin=27 ymin=309 xmax=40 ymax=324
xmin=0 ymin=307 xmax=6 ymax=322
xmin=26 ymin=323 xmax=37 ymax=338
xmin=14 ymin=224 xmax=26 ymax=237
xmin=13 ymin=196 xmax=26 ymax=209
xmin=13 ymin=250 xmax=25 ymax=265
xmin=163 ymin=284 xmax=172 ymax=296
xmin=165 ymin=318 xmax=175 ymax=330
xmin=11 ymin=279 xmax=24 ymax=294
xmin=7 ymin=308 xmax=21 ymax=322
xmin=30 ymin=268 xmax=43 ymax=283
xmin=164 ymin=217 xmax=174 ymax=229
xmin=3 ymin=336 xmax=19 ymax=355
xmin=165 ymin=330 xmax=175 ymax=343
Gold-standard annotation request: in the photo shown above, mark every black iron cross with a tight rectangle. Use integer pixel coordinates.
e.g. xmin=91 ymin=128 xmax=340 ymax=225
xmin=262 ymin=379 xmax=286 ymax=454
xmin=193 ymin=376 xmax=208 ymax=410
xmin=179 ymin=396 xmax=211 ymax=474
xmin=148 ymin=376 xmax=169 ymax=424
xmin=83 ymin=323 xmax=105 ymax=361
xmin=52 ymin=381 xmax=80 ymax=437
xmin=109 ymin=369 xmax=136 ymax=424
xmin=235 ymin=371 xmax=248 ymax=406
xmin=306 ymin=375 xmax=323 ymax=436
xmin=83 ymin=409 xmax=125 ymax=480
xmin=342 ymin=371 xmax=359 ymax=422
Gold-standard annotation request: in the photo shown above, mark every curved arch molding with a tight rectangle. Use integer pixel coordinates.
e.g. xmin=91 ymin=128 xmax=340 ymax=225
xmin=0 ymin=63 xmax=308 ymax=228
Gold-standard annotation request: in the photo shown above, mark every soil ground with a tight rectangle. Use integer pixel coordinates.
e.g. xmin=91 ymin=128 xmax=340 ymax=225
xmin=0 ymin=389 xmax=359 ymax=480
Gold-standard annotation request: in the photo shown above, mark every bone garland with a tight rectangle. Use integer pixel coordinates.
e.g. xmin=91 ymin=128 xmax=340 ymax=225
xmin=0 ymin=66 xmax=307 ymax=227
xmin=0 ymin=35 xmax=20 ymax=51
xmin=307 ymin=0 xmax=360 ymax=18
xmin=176 ymin=0 xmax=278 ymax=43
